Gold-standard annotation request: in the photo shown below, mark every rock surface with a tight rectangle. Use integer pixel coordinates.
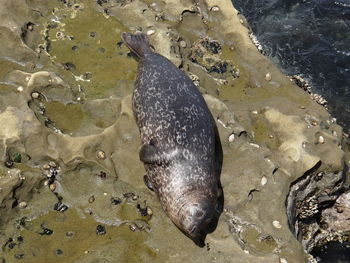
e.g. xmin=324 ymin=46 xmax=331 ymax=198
xmin=0 ymin=0 xmax=349 ymax=262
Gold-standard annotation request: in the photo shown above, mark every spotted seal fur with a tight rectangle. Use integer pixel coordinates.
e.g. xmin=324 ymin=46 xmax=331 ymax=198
xmin=121 ymin=32 xmax=223 ymax=247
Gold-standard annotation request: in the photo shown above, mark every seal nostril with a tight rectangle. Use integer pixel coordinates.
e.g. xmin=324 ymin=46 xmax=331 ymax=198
xmin=190 ymin=226 xmax=197 ymax=234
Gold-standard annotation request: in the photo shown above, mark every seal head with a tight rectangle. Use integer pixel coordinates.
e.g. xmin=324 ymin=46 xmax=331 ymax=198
xmin=177 ymin=197 xmax=216 ymax=247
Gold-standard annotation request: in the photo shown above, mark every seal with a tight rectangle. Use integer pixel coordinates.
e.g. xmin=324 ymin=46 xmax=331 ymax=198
xmin=121 ymin=32 xmax=223 ymax=247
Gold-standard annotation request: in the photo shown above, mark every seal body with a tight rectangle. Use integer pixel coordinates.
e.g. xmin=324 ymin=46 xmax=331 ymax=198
xmin=121 ymin=32 xmax=223 ymax=247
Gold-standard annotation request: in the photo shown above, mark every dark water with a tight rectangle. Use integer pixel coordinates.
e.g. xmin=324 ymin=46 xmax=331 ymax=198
xmin=231 ymin=0 xmax=350 ymax=134
xmin=311 ymin=241 xmax=350 ymax=262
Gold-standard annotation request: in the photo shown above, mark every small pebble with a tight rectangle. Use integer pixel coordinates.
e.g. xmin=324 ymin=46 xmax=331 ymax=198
xmin=228 ymin=134 xmax=235 ymax=142
xmin=302 ymin=141 xmax=307 ymax=148
xmin=318 ymin=135 xmax=325 ymax=144
xmin=336 ymin=206 xmax=344 ymax=213
xmin=88 ymin=195 xmax=95 ymax=203
xmin=272 ymin=220 xmax=282 ymax=229
xmin=12 ymin=152 xmax=22 ymax=163
xmin=251 ymin=110 xmax=258 ymax=114
xmin=249 ymin=143 xmax=260 ymax=148
xmin=89 ymin=32 xmax=97 ymax=37
xmin=137 ymin=204 xmax=148 ymax=216
xmin=261 ymin=176 xmax=267 ymax=186
xmin=17 ymin=86 xmax=24 ymax=92
xmin=8 ymin=242 xmax=16 ymax=249
xmin=43 ymin=164 xmax=51 ymax=172
xmin=5 ymin=160 xmax=14 ymax=168
xmin=268 ymin=134 xmax=274 ymax=139
xmin=265 ymin=73 xmax=272 ymax=81
xmin=97 ymin=47 xmax=105 ymax=53
xmin=300 ymin=106 xmax=306 ymax=109
xmin=111 ymin=197 xmax=122 ymax=205
xmin=55 ymin=249 xmax=63 ymax=255
xmin=311 ymin=120 xmax=318 ymax=126
xmin=96 ymin=225 xmax=106 ymax=235
xmin=129 ymin=224 xmax=137 ymax=232
xmin=332 ymin=130 xmax=337 ymax=137
xmin=39 ymin=226 xmax=53 ymax=236
xmin=280 ymin=258 xmax=288 ymax=263
xmin=146 ymin=207 xmax=153 ymax=216
xmin=47 ymin=168 xmax=57 ymax=178
xmin=49 ymin=184 xmax=56 ymax=192
xmin=15 ymin=253 xmax=25 ymax=259
xmin=66 ymin=231 xmax=74 ymax=237
xmin=54 ymin=202 xmax=68 ymax=212
xmin=31 ymin=92 xmax=39 ymax=99
xmin=56 ymin=31 xmax=64 ymax=39
xmin=98 ymin=171 xmax=107 ymax=179
xmin=48 ymin=161 xmax=57 ymax=168
xmin=146 ymin=29 xmax=155 ymax=36
xmin=210 ymin=5 xmax=220 ymax=12
xmin=96 ymin=150 xmax=106 ymax=160
xmin=18 ymin=202 xmax=27 ymax=209
xmin=179 ymin=40 xmax=187 ymax=48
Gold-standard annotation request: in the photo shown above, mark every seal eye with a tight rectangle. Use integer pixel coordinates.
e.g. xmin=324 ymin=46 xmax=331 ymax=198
xmin=195 ymin=211 xmax=204 ymax=218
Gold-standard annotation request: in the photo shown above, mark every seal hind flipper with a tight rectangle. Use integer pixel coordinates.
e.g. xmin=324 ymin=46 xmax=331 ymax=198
xmin=121 ymin=32 xmax=152 ymax=60
xmin=143 ymin=174 xmax=155 ymax=192
xmin=216 ymin=182 xmax=224 ymax=213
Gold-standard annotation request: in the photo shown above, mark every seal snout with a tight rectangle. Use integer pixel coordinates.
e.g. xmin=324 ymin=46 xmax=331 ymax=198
xmin=178 ymin=199 xmax=215 ymax=247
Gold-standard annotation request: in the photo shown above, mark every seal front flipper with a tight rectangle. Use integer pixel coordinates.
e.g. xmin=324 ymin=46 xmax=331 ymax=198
xmin=139 ymin=144 xmax=163 ymax=164
xmin=215 ymin=182 xmax=224 ymax=213
xmin=143 ymin=174 xmax=154 ymax=192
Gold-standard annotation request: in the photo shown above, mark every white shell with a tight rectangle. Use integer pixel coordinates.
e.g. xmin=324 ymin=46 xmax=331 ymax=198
xmin=146 ymin=29 xmax=155 ymax=36
xmin=19 ymin=201 xmax=27 ymax=209
xmin=228 ymin=134 xmax=235 ymax=142
xmin=272 ymin=220 xmax=282 ymax=229
xmin=265 ymin=73 xmax=272 ymax=81
xmin=318 ymin=135 xmax=325 ymax=144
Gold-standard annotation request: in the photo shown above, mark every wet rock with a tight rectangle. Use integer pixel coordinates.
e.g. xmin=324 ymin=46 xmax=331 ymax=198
xmin=136 ymin=203 xmax=148 ymax=217
xmin=55 ymin=249 xmax=63 ymax=255
xmin=12 ymin=153 xmax=21 ymax=163
xmin=66 ymin=231 xmax=74 ymax=238
xmin=96 ymin=150 xmax=106 ymax=160
xmin=110 ymin=197 xmax=122 ymax=205
xmin=54 ymin=202 xmax=68 ymax=212
xmin=38 ymin=225 xmax=53 ymax=236
xmin=18 ymin=202 xmax=27 ymax=209
xmin=88 ymin=195 xmax=95 ymax=203
xmin=14 ymin=253 xmax=25 ymax=259
xmin=96 ymin=225 xmax=106 ymax=235
xmin=4 ymin=160 xmax=14 ymax=168
xmin=8 ymin=242 xmax=16 ymax=249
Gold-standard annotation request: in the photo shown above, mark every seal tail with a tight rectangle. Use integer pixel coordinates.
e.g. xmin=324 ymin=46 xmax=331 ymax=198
xmin=121 ymin=32 xmax=153 ymax=59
